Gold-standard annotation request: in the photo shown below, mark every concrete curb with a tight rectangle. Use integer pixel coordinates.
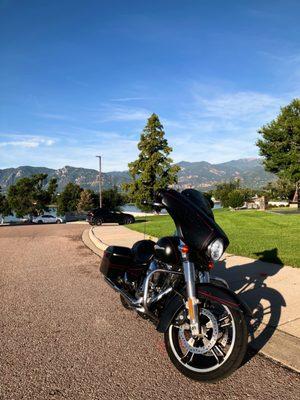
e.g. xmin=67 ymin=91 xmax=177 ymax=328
xmin=82 ymin=228 xmax=103 ymax=257
xmin=82 ymin=226 xmax=300 ymax=373
xmin=88 ymin=226 xmax=109 ymax=252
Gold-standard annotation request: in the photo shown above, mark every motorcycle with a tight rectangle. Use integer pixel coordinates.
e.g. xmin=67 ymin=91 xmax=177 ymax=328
xmin=100 ymin=188 xmax=250 ymax=382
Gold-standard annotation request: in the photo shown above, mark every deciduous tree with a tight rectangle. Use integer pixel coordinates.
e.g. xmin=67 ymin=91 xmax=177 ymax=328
xmin=102 ymin=186 xmax=126 ymax=210
xmin=77 ymin=189 xmax=95 ymax=212
xmin=57 ymin=182 xmax=82 ymax=215
xmin=0 ymin=186 xmax=12 ymax=224
xmin=7 ymin=174 xmax=57 ymax=217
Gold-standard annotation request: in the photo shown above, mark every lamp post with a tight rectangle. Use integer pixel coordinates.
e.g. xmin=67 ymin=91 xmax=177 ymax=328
xmin=96 ymin=155 xmax=102 ymax=208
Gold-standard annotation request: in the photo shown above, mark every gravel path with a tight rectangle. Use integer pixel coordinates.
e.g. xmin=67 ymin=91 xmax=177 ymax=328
xmin=0 ymin=224 xmax=299 ymax=400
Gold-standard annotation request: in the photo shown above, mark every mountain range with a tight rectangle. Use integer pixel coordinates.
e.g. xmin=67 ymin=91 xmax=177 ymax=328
xmin=0 ymin=158 xmax=276 ymax=192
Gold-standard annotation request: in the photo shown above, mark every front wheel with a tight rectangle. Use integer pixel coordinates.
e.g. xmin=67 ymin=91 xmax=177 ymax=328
xmin=164 ymin=302 xmax=248 ymax=382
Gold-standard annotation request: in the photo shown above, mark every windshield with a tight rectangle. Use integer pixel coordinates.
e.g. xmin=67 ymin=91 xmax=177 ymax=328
xmin=181 ymin=189 xmax=214 ymax=220
xmin=160 ymin=189 xmax=229 ymax=252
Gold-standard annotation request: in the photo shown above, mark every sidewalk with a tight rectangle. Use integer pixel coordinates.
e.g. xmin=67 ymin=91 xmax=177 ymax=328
xmin=83 ymin=224 xmax=300 ymax=372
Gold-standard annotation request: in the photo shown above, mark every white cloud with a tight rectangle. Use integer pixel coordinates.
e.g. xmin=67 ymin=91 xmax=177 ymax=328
xmin=0 ymin=131 xmax=137 ymax=171
xmin=0 ymin=134 xmax=55 ymax=149
xmin=160 ymin=86 xmax=289 ymax=164
xmin=193 ymin=91 xmax=282 ymax=120
xmin=0 ymin=84 xmax=294 ymax=170
xmin=100 ymin=105 xmax=151 ymax=122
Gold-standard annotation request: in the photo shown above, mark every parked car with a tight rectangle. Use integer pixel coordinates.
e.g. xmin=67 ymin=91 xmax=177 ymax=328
xmin=86 ymin=209 xmax=135 ymax=226
xmin=32 ymin=215 xmax=64 ymax=224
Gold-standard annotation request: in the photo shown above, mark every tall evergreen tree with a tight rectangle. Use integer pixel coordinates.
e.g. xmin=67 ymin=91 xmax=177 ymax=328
xmin=257 ymin=98 xmax=300 ymax=202
xmin=125 ymin=113 xmax=180 ymax=210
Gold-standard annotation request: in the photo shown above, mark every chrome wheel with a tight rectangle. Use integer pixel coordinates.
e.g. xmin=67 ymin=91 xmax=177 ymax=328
xmin=166 ymin=301 xmax=244 ymax=377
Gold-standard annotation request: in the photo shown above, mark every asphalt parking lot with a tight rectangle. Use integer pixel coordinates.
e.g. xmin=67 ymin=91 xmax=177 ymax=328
xmin=0 ymin=224 xmax=299 ymax=400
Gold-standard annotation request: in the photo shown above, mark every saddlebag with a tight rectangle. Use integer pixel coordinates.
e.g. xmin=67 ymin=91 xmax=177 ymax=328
xmin=100 ymin=246 xmax=133 ymax=281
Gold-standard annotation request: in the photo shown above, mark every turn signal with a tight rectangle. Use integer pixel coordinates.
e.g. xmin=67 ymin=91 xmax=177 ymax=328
xmin=181 ymin=244 xmax=189 ymax=254
xmin=208 ymin=261 xmax=214 ymax=270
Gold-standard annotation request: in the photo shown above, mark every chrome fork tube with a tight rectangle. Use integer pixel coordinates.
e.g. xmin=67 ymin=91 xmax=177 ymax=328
xmin=183 ymin=260 xmax=200 ymax=336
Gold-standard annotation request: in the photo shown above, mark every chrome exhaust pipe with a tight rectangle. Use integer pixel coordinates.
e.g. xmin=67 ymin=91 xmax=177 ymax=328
xmin=104 ymin=277 xmax=158 ymax=323
xmin=104 ymin=277 xmax=142 ymax=307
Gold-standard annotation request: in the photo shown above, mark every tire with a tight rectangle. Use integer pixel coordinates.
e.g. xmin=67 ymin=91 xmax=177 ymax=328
xmin=56 ymin=219 xmax=61 ymax=224
xmin=95 ymin=218 xmax=103 ymax=226
xmin=164 ymin=302 xmax=248 ymax=383
xmin=37 ymin=220 xmax=43 ymax=224
xmin=123 ymin=217 xmax=135 ymax=225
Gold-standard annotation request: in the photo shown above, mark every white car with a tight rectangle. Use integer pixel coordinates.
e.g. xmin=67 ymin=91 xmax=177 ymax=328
xmin=32 ymin=215 xmax=64 ymax=224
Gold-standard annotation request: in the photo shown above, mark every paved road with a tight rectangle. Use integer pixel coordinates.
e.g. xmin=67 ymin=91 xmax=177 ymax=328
xmin=0 ymin=224 xmax=299 ymax=400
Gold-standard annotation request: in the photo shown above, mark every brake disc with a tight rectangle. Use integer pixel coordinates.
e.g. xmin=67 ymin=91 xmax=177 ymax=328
xmin=178 ymin=308 xmax=219 ymax=354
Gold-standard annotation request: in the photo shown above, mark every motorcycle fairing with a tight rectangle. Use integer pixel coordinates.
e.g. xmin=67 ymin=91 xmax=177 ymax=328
xmin=160 ymin=189 xmax=229 ymax=252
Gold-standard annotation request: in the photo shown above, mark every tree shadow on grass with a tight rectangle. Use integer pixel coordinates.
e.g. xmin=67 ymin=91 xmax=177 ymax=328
xmin=214 ymin=248 xmax=286 ymax=364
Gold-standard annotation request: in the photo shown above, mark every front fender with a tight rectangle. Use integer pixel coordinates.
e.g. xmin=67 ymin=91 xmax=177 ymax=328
xmin=156 ymin=283 xmax=252 ymax=333
xmin=197 ymin=283 xmax=252 ymax=317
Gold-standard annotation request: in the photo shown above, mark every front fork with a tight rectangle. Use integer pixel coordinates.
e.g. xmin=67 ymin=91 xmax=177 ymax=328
xmin=180 ymin=243 xmax=210 ymax=337
xmin=182 ymin=260 xmax=200 ymax=336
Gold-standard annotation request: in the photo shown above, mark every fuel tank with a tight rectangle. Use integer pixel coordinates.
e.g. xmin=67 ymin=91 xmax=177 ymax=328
xmin=154 ymin=236 xmax=181 ymax=266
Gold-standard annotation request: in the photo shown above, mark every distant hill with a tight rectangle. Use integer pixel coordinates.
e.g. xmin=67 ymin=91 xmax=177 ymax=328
xmin=177 ymin=158 xmax=276 ymax=190
xmin=0 ymin=158 xmax=276 ymax=192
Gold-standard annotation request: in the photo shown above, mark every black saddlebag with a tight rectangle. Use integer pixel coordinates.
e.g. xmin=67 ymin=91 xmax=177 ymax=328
xmin=100 ymin=245 xmax=133 ymax=281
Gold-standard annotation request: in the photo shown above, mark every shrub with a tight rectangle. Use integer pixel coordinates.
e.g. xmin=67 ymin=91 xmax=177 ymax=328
xmin=227 ymin=190 xmax=245 ymax=208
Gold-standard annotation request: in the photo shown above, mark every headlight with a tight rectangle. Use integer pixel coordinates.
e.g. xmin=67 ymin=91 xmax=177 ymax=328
xmin=207 ymin=239 xmax=224 ymax=261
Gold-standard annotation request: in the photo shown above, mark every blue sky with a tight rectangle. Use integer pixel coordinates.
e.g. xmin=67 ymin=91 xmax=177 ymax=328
xmin=0 ymin=0 xmax=300 ymax=171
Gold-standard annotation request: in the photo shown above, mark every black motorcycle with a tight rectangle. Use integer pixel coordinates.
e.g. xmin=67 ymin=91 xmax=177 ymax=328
xmin=100 ymin=188 xmax=250 ymax=382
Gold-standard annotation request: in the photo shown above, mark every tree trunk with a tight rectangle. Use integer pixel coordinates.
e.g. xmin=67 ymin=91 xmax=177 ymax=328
xmin=292 ymin=182 xmax=299 ymax=208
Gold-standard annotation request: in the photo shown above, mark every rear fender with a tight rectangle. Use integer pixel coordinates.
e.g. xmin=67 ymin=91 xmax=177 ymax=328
xmin=156 ymin=283 xmax=252 ymax=333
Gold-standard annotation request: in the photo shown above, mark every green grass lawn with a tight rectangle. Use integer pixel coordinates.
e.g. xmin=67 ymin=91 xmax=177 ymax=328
xmin=128 ymin=209 xmax=300 ymax=267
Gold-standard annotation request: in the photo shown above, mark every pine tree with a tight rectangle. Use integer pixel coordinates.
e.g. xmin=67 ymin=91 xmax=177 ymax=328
xmin=125 ymin=113 xmax=180 ymax=210
xmin=257 ymin=98 xmax=300 ymax=203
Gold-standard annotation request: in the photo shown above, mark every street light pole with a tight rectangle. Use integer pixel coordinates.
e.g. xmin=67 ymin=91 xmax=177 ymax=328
xmin=96 ymin=155 xmax=102 ymax=208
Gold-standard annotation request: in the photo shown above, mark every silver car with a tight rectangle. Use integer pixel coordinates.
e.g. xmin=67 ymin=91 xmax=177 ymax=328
xmin=32 ymin=215 xmax=64 ymax=224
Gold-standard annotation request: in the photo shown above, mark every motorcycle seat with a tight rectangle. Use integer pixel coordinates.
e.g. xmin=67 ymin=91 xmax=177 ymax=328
xmin=131 ymin=240 xmax=155 ymax=266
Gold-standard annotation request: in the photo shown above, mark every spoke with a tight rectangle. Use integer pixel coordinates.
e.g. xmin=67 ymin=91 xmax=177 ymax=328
xmin=210 ymin=348 xmax=220 ymax=364
xmin=218 ymin=314 xmax=230 ymax=323
xmin=220 ymin=322 xmax=232 ymax=328
xmin=181 ymin=351 xmax=194 ymax=364
xmin=214 ymin=344 xmax=226 ymax=357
